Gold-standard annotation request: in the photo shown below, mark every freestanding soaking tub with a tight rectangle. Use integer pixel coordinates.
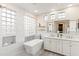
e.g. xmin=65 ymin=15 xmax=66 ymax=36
xmin=24 ymin=39 xmax=43 ymax=55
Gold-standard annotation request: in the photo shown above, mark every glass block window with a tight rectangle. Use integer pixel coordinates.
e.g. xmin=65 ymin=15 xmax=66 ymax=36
xmin=24 ymin=16 xmax=36 ymax=36
xmin=1 ymin=7 xmax=16 ymax=36
xmin=58 ymin=12 xmax=65 ymax=19
xmin=51 ymin=14 xmax=55 ymax=19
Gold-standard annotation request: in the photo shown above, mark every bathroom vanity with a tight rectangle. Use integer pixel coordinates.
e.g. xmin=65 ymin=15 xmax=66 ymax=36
xmin=44 ymin=35 xmax=79 ymax=56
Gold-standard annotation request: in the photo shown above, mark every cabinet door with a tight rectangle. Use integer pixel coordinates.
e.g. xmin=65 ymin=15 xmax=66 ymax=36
xmin=51 ymin=39 xmax=57 ymax=52
xmin=71 ymin=41 xmax=79 ymax=56
xmin=44 ymin=38 xmax=52 ymax=50
xmin=57 ymin=39 xmax=63 ymax=54
xmin=62 ymin=40 xmax=71 ymax=56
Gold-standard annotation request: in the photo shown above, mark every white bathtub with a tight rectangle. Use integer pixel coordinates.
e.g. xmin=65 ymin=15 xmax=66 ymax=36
xmin=24 ymin=39 xmax=43 ymax=55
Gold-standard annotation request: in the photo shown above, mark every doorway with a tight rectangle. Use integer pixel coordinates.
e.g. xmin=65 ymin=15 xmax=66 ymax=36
xmin=58 ymin=24 xmax=63 ymax=33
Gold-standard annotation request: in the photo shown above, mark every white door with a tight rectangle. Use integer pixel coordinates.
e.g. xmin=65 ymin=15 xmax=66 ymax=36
xmin=62 ymin=40 xmax=71 ymax=56
xmin=71 ymin=41 xmax=79 ymax=56
xmin=57 ymin=39 xmax=63 ymax=54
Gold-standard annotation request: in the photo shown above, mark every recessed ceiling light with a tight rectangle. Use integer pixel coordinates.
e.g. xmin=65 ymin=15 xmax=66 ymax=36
xmin=34 ymin=10 xmax=38 ymax=12
xmin=68 ymin=4 xmax=73 ymax=7
xmin=51 ymin=9 xmax=55 ymax=11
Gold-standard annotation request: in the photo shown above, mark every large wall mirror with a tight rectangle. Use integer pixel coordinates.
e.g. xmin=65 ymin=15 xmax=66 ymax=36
xmin=47 ymin=20 xmax=78 ymax=34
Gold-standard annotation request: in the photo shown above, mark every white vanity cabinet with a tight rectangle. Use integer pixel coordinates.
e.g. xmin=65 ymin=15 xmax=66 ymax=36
xmin=44 ymin=38 xmax=57 ymax=52
xmin=51 ymin=38 xmax=57 ymax=52
xmin=44 ymin=37 xmax=79 ymax=56
xmin=56 ymin=39 xmax=63 ymax=54
xmin=44 ymin=38 xmax=71 ymax=55
xmin=71 ymin=41 xmax=79 ymax=56
xmin=44 ymin=38 xmax=52 ymax=51
xmin=62 ymin=40 xmax=71 ymax=56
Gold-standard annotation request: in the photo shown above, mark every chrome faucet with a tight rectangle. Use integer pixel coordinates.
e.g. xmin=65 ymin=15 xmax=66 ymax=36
xmin=57 ymin=31 xmax=63 ymax=38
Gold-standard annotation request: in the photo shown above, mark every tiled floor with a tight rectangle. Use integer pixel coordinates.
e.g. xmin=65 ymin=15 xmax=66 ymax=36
xmin=17 ymin=49 xmax=63 ymax=56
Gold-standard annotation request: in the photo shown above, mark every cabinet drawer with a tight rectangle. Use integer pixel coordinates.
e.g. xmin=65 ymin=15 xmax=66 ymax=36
xmin=71 ymin=41 xmax=79 ymax=56
xmin=62 ymin=40 xmax=71 ymax=56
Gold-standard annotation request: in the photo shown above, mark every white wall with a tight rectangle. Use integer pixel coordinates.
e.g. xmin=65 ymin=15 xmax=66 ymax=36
xmin=49 ymin=5 xmax=79 ymax=21
xmin=65 ymin=6 xmax=79 ymax=20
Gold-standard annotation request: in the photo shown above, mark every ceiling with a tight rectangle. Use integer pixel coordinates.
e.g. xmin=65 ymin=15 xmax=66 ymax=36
xmin=11 ymin=3 xmax=79 ymax=15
